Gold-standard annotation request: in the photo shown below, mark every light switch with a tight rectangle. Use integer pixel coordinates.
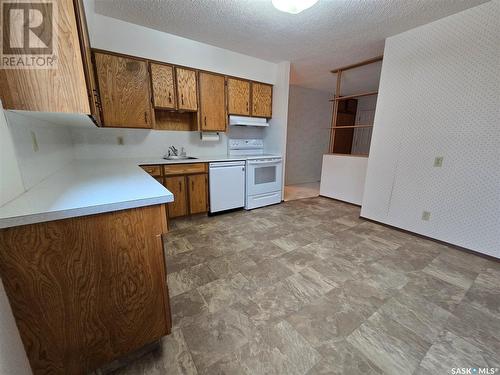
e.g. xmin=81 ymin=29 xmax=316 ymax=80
xmin=434 ymin=156 xmax=444 ymax=167
xmin=117 ymin=136 xmax=124 ymax=145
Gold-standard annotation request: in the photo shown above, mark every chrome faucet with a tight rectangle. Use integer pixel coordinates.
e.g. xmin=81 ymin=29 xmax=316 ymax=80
xmin=167 ymin=146 xmax=178 ymax=157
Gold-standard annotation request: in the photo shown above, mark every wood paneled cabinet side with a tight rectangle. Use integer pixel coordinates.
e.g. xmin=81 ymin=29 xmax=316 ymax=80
xmin=93 ymin=52 xmax=153 ymax=128
xmin=0 ymin=204 xmax=171 ymax=375
xmin=0 ymin=0 xmax=100 ymax=122
xmin=175 ymin=68 xmax=198 ymax=111
xmin=251 ymin=82 xmax=273 ymax=118
xmin=150 ymin=63 xmax=177 ymax=110
xmin=227 ymin=78 xmax=251 ymax=116
xmin=199 ymin=72 xmax=227 ymax=132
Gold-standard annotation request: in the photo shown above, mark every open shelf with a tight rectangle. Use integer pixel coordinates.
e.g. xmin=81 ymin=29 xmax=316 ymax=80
xmin=328 ymin=56 xmax=381 ymax=155
xmin=330 ymin=124 xmax=373 ymax=129
xmin=329 ymin=91 xmax=379 ymax=102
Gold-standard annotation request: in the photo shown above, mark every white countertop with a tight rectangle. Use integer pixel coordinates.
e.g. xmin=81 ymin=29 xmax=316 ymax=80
xmin=0 ymin=154 xmax=282 ymax=229
xmin=0 ymin=159 xmax=174 ymax=229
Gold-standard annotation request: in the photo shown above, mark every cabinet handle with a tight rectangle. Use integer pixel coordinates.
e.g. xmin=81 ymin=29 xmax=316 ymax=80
xmin=168 ymin=92 xmax=172 ymax=103
xmin=246 ymin=101 xmax=249 ymax=112
xmin=191 ymin=180 xmax=194 ymax=190
xmin=178 ymin=181 xmax=181 ymax=191
xmin=181 ymin=94 xmax=184 ymax=105
xmin=204 ymin=116 xmax=207 ymax=127
xmin=144 ymin=112 xmax=148 ymax=123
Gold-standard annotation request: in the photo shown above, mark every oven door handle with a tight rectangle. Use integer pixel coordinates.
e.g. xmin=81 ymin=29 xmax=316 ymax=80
xmin=247 ymin=160 xmax=281 ymax=165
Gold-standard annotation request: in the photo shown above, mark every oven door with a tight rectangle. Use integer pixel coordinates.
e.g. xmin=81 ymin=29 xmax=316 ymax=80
xmin=246 ymin=158 xmax=282 ymax=196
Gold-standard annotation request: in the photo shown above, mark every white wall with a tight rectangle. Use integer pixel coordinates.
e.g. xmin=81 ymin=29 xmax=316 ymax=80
xmin=320 ymin=155 xmax=368 ymax=205
xmin=0 ymin=102 xmax=24 ymax=206
xmin=362 ymin=0 xmax=500 ymax=258
xmin=0 ymin=279 xmax=32 ymax=375
xmin=5 ymin=112 xmax=74 ymax=190
xmin=0 ymin=103 xmax=75 ymax=206
xmin=86 ymin=0 xmax=277 ymax=84
xmin=285 ymin=85 xmax=331 ymax=185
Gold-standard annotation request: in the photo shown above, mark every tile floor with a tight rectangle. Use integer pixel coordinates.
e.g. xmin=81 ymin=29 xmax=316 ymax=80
xmin=112 ymin=197 xmax=500 ymax=375
xmin=284 ymin=182 xmax=320 ymax=201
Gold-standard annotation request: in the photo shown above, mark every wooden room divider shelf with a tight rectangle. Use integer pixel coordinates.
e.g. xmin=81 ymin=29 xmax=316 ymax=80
xmin=328 ymin=55 xmax=383 ymax=155
xmin=328 ymin=91 xmax=379 ymax=102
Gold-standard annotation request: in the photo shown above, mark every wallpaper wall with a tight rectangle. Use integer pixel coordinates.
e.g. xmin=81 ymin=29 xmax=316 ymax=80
xmin=361 ymin=0 xmax=500 ymax=258
xmin=285 ymin=85 xmax=331 ymax=185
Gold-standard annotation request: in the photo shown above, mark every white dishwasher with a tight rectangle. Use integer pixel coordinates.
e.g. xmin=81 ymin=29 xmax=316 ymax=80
xmin=209 ymin=161 xmax=246 ymax=213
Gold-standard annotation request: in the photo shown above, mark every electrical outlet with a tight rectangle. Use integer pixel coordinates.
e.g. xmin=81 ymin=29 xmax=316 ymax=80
xmin=30 ymin=131 xmax=39 ymax=152
xmin=422 ymin=211 xmax=431 ymax=221
xmin=434 ymin=156 xmax=444 ymax=167
xmin=117 ymin=136 xmax=124 ymax=145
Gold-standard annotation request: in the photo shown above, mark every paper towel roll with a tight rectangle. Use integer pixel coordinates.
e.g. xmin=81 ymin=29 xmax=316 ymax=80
xmin=200 ymin=132 xmax=220 ymax=142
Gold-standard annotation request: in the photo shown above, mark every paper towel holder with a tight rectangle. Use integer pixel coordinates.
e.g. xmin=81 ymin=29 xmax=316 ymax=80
xmin=200 ymin=132 xmax=220 ymax=142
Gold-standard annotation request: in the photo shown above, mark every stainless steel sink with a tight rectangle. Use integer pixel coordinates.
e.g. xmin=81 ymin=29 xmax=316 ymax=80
xmin=163 ymin=156 xmax=198 ymax=160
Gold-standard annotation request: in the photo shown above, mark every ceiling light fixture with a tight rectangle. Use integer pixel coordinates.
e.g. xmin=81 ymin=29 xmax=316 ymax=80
xmin=272 ymin=0 xmax=319 ymax=14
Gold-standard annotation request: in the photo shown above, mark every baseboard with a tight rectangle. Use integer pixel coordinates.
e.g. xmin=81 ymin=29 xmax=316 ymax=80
xmin=359 ymin=216 xmax=500 ymax=263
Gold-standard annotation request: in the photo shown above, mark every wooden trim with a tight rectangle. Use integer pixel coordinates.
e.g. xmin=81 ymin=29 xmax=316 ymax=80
xmin=330 ymin=55 xmax=383 ymax=74
xmin=330 ymin=125 xmax=373 ymax=129
xmin=328 ymin=70 xmax=342 ymax=153
xmin=329 ymin=91 xmax=378 ymax=101
xmin=326 ymin=153 xmax=369 ymax=158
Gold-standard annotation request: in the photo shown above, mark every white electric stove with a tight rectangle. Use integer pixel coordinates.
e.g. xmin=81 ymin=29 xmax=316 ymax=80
xmin=228 ymin=139 xmax=283 ymax=209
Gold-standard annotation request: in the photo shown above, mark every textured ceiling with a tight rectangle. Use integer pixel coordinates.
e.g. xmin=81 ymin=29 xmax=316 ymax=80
xmin=94 ymin=0 xmax=488 ymax=93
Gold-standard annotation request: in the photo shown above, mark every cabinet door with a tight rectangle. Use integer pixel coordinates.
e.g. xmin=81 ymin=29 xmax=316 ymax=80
xmin=175 ymin=68 xmax=198 ymax=111
xmin=150 ymin=63 xmax=176 ymax=109
xmin=164 ymin=176 xmax=188 ymax=218
xmin=0 ymin=0 xmax=90 ymax=114
xmin=227 ymin=78 xmax=250 ymax=116
xmin=251 ymin=83 xmax=273 ymax=118
xmin=94 ymin=52 xmax=153 ymax=128
xmin=188 ymin=174 xmax=208 ymax=214
xmin=74 ymin=0 xmax=101 ymax=125
xmin=199 ymin=72 xmax=226 ymax=132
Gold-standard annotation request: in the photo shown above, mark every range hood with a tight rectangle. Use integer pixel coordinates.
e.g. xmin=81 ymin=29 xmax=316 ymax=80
xmin=229 ymin=115 xmax=269 ymax=127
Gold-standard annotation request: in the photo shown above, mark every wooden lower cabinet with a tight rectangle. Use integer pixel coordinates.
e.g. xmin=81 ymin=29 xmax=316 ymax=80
xmin=165 ymin=176 xmax=188 ymax=218
xmin=188 ymin=174 xmax=208 ymax=214
xmin=162 ymin=163 xmax=209 ymax=218
xmin=0 ymin=205 xmax=171 ymax=375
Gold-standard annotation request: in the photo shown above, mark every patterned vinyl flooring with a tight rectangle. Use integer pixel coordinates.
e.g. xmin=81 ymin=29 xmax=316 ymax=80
xmin=112 ymin=197 xmax=500 ymax=375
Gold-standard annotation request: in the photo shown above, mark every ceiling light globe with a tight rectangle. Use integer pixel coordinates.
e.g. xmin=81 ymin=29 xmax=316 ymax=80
xmin=272 ymin=0 xmax=319 ymax=14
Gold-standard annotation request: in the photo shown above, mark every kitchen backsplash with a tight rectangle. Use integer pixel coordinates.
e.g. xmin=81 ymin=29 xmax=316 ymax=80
xmin=70 ymin=125 xmax=264 ymax=160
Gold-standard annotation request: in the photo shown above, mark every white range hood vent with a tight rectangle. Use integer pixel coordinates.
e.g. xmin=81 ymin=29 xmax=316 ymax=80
xmin=229 ymin=115 xmax=269 ymax=127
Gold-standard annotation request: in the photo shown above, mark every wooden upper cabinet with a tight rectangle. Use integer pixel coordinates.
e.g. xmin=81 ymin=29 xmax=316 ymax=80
xmin=175 ymin=68 xmax=198 ymax=111
xmin=94 ymin=52 xmax=153 ymax=128
xmin=251 ymin=82 xmax=273 ymax=118
xmin=227 ymin=78 xmax=250 ymax=116
xmin=0 ymin=0 xmax=94 ymax=117
xmin=188 ymin=174 xmax=208 ymax=214
xmin=73 ymin=0 xmax=101 ymax=125
xmin=150 ymin=63 xmax=176 ymax=110
xmin=199 ymin=72 xmax=226 ymax=132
